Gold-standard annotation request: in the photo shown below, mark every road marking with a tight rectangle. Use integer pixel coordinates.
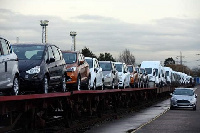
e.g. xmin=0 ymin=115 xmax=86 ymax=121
xmin=131 ymin=108 xmax=170 ymax=133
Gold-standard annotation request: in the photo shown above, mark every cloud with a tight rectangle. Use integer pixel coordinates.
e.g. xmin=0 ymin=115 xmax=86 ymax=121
xmin=0 ymin=9 xmax=199 ymax=68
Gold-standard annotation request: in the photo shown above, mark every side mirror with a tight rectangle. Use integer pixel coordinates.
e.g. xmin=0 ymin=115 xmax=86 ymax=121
xmin=134 ymin=70 xmax=137 ymax=73
xmin=94 ymin=68 xmax=98 ymax=73
xmin=49 ymin=58 xmax=55 ymax=63
xmin=195 ymin=94 xmax=197 ymax=98
xmin=79 ymin=60 xmax=84 ymax=65
xmin=153 ymin=72 xmax=156 ymax=76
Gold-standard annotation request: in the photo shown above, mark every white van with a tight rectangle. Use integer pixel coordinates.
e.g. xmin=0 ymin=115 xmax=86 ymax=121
xmin=140 ymin=61 xmax=162 ymax=87
xmin=163 ymin=67 xmax=172 ymax=85
xmin=0 ymin=37 xmax=19 ymax=95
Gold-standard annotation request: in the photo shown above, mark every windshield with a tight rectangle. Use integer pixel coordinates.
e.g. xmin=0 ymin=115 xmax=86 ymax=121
xmin=155 ymin=69 xmax=158 ymax=76
xmin=115 ymin=64 xmax=122 ymax=72
xmin=166 ymin=71 xmax=169 ymax=76
xmin=12 ymin=45 xmax=45 ymax=60
xmin=174 ymin=89 xmax=194 ymax=96
xmin=99 ymin=62 xmax=112 ymax=71
xmin=62 ymin=53 xmax=77 ymax=64
xmin=145 ymin=68 xmax=152 ymax=74
xmin=128 ymin=66 xmax=133 ymax=73
xmin=85 ymin=59 xmax=93 ymax=68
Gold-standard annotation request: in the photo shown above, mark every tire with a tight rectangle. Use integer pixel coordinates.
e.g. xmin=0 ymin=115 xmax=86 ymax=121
xmin=86 ymin=76 xmax=91 ymax=90
xmin=77 ymin=76 xmax=81 ymax=91
xmin=11 ymin=75 xmax=19 ymax=95
xmin=93 ymin=80 xmax=96 ymax=90
xmin=193 ymin=105 xmax=196 ymax=111
xmin=42 ymin=75 xmax=49 ymax=94
xmin=111 ymin=81 xmax=115 ymax=89
xmin=61 ymin=75 xmax=67 ymax=92
xmin=170 ymin=105 xmax=174 ymax=110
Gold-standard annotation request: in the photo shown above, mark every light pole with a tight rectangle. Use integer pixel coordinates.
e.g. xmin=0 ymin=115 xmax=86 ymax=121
xmin=40 ymin=20 xmax=49 ymax=43
xmin=70 ymin=31 xmax=77 ymax=51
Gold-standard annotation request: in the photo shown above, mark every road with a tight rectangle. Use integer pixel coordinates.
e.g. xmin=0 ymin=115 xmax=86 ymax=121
xmin=136 ymin=86 xmax=200 ymax=133
xmin=86 ymin=86 xmax=200 ymax=133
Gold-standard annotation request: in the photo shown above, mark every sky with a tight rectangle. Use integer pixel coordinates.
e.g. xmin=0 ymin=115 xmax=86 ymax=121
xmin=0 ymin=0 xmax=200 ymax=68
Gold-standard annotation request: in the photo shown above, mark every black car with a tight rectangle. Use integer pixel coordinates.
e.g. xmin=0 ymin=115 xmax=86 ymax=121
xmin=12 ymin=43 xmax=67 ymax=94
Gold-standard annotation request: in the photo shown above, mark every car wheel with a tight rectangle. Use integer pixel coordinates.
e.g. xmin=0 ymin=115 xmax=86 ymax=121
xmin=111 ymin=81 xmax=115 ymax=89
xmin=170 ymin=105 xmax=174 ymax=110
xmin=93 ymin=80 xmax=96 ymax=90
xmin=77 ymin=76 xmax=81 ymax=91
xmin=86 ymin=76 xmax=91 ymax=90
xmin=193 ymin=105 xmax=196 ymax=111
xmin=61 ymin=75 xmax=67 ymax=92
xmin=11 ymin=75 xmax=19 ymax=95
xmin=42 ymin=75 xmax=49 ymax=94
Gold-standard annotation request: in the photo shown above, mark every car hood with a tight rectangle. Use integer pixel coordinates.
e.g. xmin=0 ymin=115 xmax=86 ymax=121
xmin=102 ymin=71 xmax=111 ymax=76
xmin=19 ymin=60 xmax=41 ymax=71
xmin=173 ymin=95 xmax=193 ymax=101
xmin=66 ymin=63 xmax=77 ymax=68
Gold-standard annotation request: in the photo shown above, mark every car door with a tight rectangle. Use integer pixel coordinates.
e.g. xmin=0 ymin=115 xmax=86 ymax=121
xmin=95 ymin=59 xmax=102 ymax=86
xmin=51 ymin=46 xmax=63 ymax=83
xmin=0 ymin=39 xmax=6 ymax=87
xmin=46 ymin=46 xmax=57 ymax=84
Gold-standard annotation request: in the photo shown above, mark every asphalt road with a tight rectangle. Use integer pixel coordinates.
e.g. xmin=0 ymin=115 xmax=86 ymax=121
xmin=136 ymin=86 xmax=200 ymax=133
xmin=86 ymin=86 xmax=200 ymax=133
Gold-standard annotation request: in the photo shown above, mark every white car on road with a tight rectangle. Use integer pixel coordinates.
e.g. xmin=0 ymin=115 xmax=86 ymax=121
xmin=170 ymin=88 xmax=197 ymax=110
xmin=85 ymin=57 xmax=103 ymax=90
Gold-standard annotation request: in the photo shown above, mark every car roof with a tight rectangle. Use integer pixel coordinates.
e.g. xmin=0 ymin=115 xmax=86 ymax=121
xmin=62 ymin=50 xmax=79 ymax=54
xmin=175 ymin=88 xmax=194 ymax=91
xmin=11 ymin=43 xmax=53 ymax=47
xmin=99 ymin=61 xmax=112 ymax=63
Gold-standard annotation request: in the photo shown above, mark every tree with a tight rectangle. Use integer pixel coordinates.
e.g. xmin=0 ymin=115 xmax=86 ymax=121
xmin=98 ymin=52 xmax=116 ymax=62
xmin=81 ymin=46 xmax=97 ymax=58
xmin=118 ymin=49 xmax=135 ymax=65
xmin=164 ymin=57 xmax=175 ymax=66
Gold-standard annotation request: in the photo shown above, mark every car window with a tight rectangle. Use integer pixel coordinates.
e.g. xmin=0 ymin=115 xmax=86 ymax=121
xmin=1 ymin=39 xmax=9 ymax=55
xmin=62 ymin=52 xmax=77 ymax=64
xmin=0 ymin=47 xmax=2 ymax=55
xmin=128 ymin=66 xmax=133 ymax=73
xmin=48 ymin=46 xmax=54 ymax=59
xmin=12 ymin=45 xmax=45 ymax=60
xmin=99 ymin=62 xmax=112 ymax=71
xmin=145 ymin=68 xmax=152 ymax=74
xmin=174 ymin=89 xmax=194 ymax=96
xmin=86 ymin=59 xmax=93 ymax=68
xmin=51 ymin=46 xmax=61 ymax=61
xmin=115 ymin=64 xmax=122 ymax=72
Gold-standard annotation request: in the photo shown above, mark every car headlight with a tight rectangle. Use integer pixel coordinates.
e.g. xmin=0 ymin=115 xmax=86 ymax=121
xmin=171 ymin=97 xmax=177 ymax=101
xmin=67 ymin=67 xmax=76 ymax=72
xmin=26 ymin=66 xmax=40 ymax=74
xmin=105 ymin=73 xmax=111 ymax=78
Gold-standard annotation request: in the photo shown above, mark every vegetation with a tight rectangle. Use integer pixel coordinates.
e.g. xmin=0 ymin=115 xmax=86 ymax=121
xmin=118 ymin=49 xmax=135 ymax=65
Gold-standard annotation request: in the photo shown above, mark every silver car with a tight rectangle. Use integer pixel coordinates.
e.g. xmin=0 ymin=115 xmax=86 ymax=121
xmin=170 ymin=88 xmax=197 ymax=110
xmin=99 ymin=61 xmax=119 ymax=89
xmin=0 ymin=37 xmax=19 ymax=95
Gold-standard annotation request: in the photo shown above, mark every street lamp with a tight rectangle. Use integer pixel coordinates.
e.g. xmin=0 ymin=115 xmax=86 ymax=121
xmin=40 ymin=20 xmax=49 ymax=43
xmin=70 ymin=31 xmax=77 ymax=51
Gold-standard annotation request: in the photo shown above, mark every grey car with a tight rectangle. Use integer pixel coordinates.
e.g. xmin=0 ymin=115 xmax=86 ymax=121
xmin=0 ymin=37 xmax=19 ymax=95
xmin=170 ymin=88 xmax=197 ymax=110
xmin=99 ymin=61 xmax=119 ymax=89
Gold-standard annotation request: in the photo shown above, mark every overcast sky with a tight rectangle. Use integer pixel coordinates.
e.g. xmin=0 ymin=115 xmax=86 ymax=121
xmin=0 ymin=0 xmax=200 ymax=68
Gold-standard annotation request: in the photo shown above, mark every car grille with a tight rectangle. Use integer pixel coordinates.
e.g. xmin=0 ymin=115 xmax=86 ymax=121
xmin=177 ymin=100 xmax=190 ymax=103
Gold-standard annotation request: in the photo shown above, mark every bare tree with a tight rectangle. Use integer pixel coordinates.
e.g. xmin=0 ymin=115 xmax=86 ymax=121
xmin=118 ymin=49 xmax=135 ymax=65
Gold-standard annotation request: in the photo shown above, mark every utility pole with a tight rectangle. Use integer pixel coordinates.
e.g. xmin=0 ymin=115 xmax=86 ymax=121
xmin=40 ymin=20 xmax=49 ymax=43
xmin=16 ymin=37 xmax=19 ymax=44
xmin=176 ymin=51 xmax=185 ymax=65
xmin=70 ymin=31 xmax=77 ymax=51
